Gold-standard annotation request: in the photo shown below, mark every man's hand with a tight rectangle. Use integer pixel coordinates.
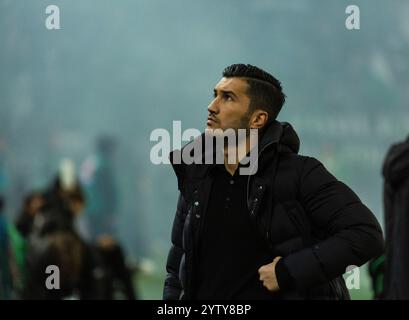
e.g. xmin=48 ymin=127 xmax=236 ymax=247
xmin=258 ymin=256 xmax=282 ymax=292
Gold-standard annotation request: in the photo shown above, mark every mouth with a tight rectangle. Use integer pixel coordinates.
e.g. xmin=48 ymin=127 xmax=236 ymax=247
xmin=207 ymin=116 xmax=217 ymax=126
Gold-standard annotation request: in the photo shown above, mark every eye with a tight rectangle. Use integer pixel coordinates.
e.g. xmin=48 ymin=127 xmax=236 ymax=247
xmin=223 ymin=93 xmax=233 ymax=101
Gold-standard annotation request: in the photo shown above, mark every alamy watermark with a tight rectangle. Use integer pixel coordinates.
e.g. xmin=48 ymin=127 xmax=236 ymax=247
xmin=345 ymin=5 xmax=360 ymax=30
xmin=45 ymin=5 xmax=61 ymax=30
xmin=150 ymin=121 xmax=259 ymax=175
xmin=45 ymin=265 xmax=60 ymax=290
xmin=345 ymin=265 xmax=360 ymax=290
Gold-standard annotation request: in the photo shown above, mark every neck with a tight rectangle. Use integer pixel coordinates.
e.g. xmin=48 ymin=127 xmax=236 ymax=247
xmin=223 ymin=132 xmax=258 ymax=176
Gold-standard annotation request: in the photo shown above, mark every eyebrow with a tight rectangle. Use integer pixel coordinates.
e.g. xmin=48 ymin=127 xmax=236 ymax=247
xmin=213 ymin=89 xmax=239 ymax=99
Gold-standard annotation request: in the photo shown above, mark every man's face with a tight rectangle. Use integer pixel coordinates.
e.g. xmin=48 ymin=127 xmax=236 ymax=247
xmin=206 ymin=77 xmax=252 ymax=132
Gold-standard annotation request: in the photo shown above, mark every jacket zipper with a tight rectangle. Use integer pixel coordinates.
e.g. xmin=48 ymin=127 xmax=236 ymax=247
xmin=246 ymin=141 xmax=276 ymax=210
xmin=246 ymin=141 xmax=280 ymax=244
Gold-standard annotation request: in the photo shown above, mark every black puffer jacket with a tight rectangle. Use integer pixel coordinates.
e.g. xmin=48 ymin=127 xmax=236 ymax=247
xmin=163 ymin=121 xmax=384 ymax=300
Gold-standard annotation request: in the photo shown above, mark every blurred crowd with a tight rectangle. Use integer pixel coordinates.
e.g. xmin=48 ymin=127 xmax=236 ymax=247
xmin=0 ymin=138 xmax=138 ymax=300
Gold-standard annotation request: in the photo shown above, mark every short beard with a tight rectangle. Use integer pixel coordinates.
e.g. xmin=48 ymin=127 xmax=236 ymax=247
xmin=239 ymin=108 xmax=253 ymax=138
xmin=222 ymin=110 xmax=253 ymax=149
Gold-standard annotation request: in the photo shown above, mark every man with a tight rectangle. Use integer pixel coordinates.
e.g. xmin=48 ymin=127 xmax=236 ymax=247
xmin=163 ymin=64 xmax=384 ymax=300
xmin=81 ymin=136 xmax=118 ymax=240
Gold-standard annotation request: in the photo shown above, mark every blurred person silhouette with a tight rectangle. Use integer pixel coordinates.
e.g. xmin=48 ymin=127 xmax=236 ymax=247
xmin=1 ymin=152 xmax=26 ymax=299
xmin=0 ymin=195 xmax=13 ymax=299
xmin=368 ymin=254 xmax=385 ymax=299
xmin=380 ymin=135 xmax=409 ymax=299
xmin=0 ymin=151 xmax=12 ymax=298
xmin=0 ymin=195 xmax=26 ymax=299
xmin=80 ymin=137 xmax=138 ymax=299
xmin=91 ymin=234 xmax=137 ymax=300
xmin=80 ymin=136 xmax=118 ymax=241
xmin=22 ymin=160 xmax=95 ymax=299
xmin=15 ymin=192 xmax=44 ymax=239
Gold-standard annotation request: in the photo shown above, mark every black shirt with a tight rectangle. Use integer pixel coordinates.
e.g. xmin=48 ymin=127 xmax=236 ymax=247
xmin=195 ymin=164 xmax=280 ymax=299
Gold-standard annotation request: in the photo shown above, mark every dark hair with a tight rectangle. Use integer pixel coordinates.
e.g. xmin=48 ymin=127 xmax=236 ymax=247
xmin=45 ymin=176 xmax=85 ymax=210
xmin=222 ymin=64 xmax=286 ymax=122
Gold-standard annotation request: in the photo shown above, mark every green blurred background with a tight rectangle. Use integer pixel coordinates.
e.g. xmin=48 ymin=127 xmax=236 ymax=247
xmin=1 ymin=0 xmax=409 ymax=299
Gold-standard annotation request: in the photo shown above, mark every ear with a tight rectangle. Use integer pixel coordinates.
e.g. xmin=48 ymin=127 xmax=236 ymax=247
xmin=250 ymin=110 xmax=269 ymax=129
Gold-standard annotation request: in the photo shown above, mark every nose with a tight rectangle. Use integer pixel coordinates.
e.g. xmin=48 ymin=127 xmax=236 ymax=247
xmin=208 ymin=98 xmax=219 ymax=115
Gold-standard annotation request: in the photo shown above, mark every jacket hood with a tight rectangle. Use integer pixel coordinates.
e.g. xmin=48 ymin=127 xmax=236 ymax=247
xmin=259 ymin=120 xmax=300 ymax=154
xmin=383 ymin=136 xmax=409 ymax=187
